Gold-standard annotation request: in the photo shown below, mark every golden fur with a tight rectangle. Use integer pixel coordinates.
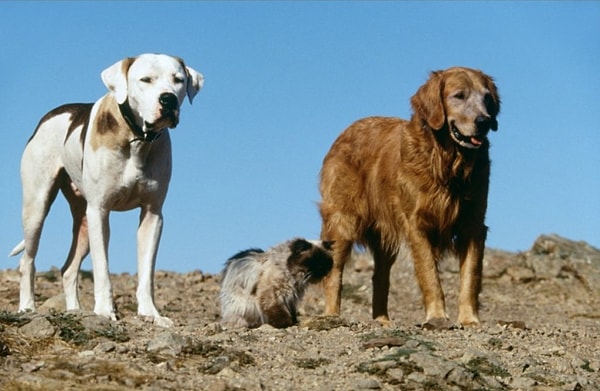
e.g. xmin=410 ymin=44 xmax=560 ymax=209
xmin=319 ymin=67 xmax=500 ymax=327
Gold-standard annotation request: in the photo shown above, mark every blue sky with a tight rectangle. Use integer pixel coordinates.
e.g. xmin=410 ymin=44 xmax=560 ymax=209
xmin=1 ymin=2 xmax=598 ymax=275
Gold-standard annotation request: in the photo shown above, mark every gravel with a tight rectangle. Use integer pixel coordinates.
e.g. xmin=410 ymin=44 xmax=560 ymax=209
xmin=1 ymin=234 xmax=599 ymax=390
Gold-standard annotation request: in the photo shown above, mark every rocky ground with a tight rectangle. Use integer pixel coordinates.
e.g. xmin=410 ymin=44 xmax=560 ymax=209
xmin=1 ymin=234 xmax=599 ymax=390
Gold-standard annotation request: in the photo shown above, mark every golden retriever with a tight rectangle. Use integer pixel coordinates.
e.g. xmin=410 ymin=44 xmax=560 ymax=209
xmin=319 ymin=67 xmax=500 ymax=327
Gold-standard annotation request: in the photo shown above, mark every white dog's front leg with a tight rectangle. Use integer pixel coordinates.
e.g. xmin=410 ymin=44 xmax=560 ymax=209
xmin=86 ymin=206 xmax=117 ymax=320
xmin=136 ymin=208 xmax=173 ymax=327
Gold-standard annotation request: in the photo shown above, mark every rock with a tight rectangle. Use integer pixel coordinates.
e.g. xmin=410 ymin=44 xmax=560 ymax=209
xmin=410 ymin=351 xmax=457 ymax=377
xmin=38 ymin=294 xmax=66 ymax=313
xmin=506 ymin=265 xmax=536 ymax=282
xmin=446 ymin=366 xmax=476 ymax=388
xmin=510 ymin=376 xmax=537 ymax=389
xmin=146 ymin=331 xmax=189 ymax=356
xmin=354 ymin=378 xmax=380 ymax=389
xmin=18 ymin=316 xmax=55 ymax=338
xmin=362 ymin=336 xmax=406 ymax=349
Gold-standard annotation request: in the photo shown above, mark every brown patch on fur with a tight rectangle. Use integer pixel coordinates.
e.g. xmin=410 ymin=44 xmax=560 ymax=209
xmin=97 ymin=111 xmax=119 ymax=135
xmin=89 ymin=96 xmax=131 ymax=151
xmin=120 ymin=57 xmax=136 ymax=79
xmin=319 ymin=67 xmax=500 ymax=327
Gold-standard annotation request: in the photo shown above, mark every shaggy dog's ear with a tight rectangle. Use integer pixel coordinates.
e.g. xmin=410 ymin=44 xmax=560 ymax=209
xmin=289 ymin=238 xmax=313 ymax=255
xmin=411 ymin=71 xmax=445 ymax=130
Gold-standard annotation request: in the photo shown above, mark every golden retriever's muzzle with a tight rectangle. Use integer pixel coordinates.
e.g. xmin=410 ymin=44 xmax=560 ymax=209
xmin=450 ymin=115 xmax=497 ymax=149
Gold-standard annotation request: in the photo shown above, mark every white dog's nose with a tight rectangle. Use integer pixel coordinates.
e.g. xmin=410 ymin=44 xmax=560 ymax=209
xmin=159 ymin=93 xmax=178 ymax=110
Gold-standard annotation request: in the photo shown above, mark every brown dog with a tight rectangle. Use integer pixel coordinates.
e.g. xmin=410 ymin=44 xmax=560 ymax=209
xmin=319 ymin=67 xmax=500 ymax=327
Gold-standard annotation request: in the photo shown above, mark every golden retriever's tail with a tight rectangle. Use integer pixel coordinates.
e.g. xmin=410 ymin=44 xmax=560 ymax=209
xmin=8 ymin=240 xmax=25 ymax=257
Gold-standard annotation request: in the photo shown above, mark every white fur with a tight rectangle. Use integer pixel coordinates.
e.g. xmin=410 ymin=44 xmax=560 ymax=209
xmin=11 ymin=54 xmax=203 ymax=327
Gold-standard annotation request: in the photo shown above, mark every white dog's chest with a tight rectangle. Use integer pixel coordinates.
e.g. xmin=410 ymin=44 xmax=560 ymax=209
xmin=81 ymin=140 xmax=171 ymax=210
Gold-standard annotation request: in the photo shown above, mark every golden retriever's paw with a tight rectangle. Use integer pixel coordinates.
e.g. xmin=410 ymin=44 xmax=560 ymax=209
xmin=458 ymin=313 xmax=481 ymax=327
xmin=419 ymin=317 xmax=456 ymax=331
xmin=374 ymin=315 xmax=393 ymax=328
xmin=459 ymin=319 xmax=481 ymax=328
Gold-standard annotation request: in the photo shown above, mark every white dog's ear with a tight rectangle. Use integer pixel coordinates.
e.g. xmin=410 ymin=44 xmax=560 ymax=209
xmin=185 ymin=66 xmax=204 ymax=104
xmin=101 ymin=57 xmax=136 ymax=105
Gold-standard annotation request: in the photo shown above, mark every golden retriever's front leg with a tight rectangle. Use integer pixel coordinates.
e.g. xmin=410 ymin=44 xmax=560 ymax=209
xmin=457 ymin=239 xmax=484 ymax=326
xmin=408 ymin=229 xmax=449 ymax=324
xmin=322 ymin=241 xmax=352 ymax=316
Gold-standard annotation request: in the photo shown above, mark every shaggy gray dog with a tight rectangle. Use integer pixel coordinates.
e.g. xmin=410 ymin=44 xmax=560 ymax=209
xmin=219 ymin=238 xmax=333 ymax=328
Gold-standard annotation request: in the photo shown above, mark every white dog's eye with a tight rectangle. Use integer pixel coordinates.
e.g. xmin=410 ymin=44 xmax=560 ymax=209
xmin=140 ymin=77 xmax=153 ymax=83
xmin=174 ymin=76 xmax=184 ymax=84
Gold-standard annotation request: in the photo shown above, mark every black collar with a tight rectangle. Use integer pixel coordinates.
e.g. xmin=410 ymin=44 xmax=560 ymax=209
xmin=118 ymin=101 xmax=163 ymax=143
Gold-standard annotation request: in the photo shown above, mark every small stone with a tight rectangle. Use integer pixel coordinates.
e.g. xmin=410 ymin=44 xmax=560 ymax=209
xmin=22 ymin=361 xmax=45 ymax=373
xmin=146 ymin=331 xmax=188 ymax=356
xmin=78 ymin=350 xmax=95 ymax=358
xmin=411 ymin=351 xmax=456 ymax=377
xmin=363 ymin=337 xmax=406 ymax=349
xmin=354 ymin=378 xmax=380 ymax=389
xmin=386 ymin=368 xmax=405 ymax=382
xmin=93 ymin=341 xmax=116 ymax=354
xmin=447 ymin=367 xmax=476 ymax=388
xmin=373 ymin=360 xmax=397 ymax=371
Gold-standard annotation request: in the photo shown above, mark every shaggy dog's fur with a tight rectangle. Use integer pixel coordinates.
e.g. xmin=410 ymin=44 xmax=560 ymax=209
xmin=219 ymin=238 xmax=333 ymax=328
xmin=319 ymin=67 xmax=500 ymax=327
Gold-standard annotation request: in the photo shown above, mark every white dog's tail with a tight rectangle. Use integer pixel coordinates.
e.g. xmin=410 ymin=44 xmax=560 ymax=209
xmin=9 ymin=240 xmax=25 ymax=257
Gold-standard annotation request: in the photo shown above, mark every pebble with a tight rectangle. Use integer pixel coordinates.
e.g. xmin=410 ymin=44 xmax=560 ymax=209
xmin=354 ymin=378 xmax=380 ymax=389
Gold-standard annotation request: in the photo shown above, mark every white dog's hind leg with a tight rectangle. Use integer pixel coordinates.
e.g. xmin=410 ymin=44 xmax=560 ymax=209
xmin=60 ymin=181 xmax=90 ymax=311
xmin=17 ymin=158 xmax=65 ymax=312
xmin=136 ymin=208 xmax=173 ymax=327
xmin=18 ymin=190 xmax=58 ymax=312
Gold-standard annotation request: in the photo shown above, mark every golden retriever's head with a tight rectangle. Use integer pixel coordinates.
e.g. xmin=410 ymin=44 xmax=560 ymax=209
xmin=411 ymin=67 xmax=500 ymax=149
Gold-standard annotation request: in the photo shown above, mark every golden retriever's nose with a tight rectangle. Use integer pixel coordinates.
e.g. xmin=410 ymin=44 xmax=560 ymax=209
xmin=475 ymin=115 xmax=493 ymax=134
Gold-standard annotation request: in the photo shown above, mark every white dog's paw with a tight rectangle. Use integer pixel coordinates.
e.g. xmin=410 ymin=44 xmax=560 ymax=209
xmin=94 ymin=303 xmax=117 ymax=321
xmin=95 ymin=311 xmax=118 ymax=321
xmin=153 ymin=315 xmax=174 ymax=328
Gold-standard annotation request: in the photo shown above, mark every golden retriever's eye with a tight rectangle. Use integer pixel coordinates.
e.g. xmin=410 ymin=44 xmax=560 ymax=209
xmin=453 ymin=91 xmax=466 ymax=100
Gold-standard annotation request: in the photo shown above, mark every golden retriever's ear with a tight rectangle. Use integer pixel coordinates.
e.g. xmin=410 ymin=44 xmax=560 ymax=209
xmin=411 ymin=71 xmax=445 ymax=130
xmin=483 ymin=74 xmax=501 ymax=131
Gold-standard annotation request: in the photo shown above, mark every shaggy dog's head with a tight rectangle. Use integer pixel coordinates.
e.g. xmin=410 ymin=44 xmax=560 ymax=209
xmin=286 ymin=239 xmax=334 ymax=282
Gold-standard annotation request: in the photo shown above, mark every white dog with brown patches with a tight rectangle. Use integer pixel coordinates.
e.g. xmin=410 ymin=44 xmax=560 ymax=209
xmin=10 ymin=54 xmax=203 ymax=327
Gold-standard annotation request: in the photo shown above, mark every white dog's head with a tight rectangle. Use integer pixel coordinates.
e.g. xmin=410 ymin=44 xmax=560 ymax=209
xmin=101 ymin=53 xmax=204 ymax=134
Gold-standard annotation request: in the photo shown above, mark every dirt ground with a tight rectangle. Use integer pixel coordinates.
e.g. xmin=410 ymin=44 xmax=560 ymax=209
xmin=1 ymin=234 xmax=599 ymax=390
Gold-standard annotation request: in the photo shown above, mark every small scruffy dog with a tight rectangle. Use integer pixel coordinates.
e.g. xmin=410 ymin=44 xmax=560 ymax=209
xmin=219 ymin=238 xmax=333 ymax=328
